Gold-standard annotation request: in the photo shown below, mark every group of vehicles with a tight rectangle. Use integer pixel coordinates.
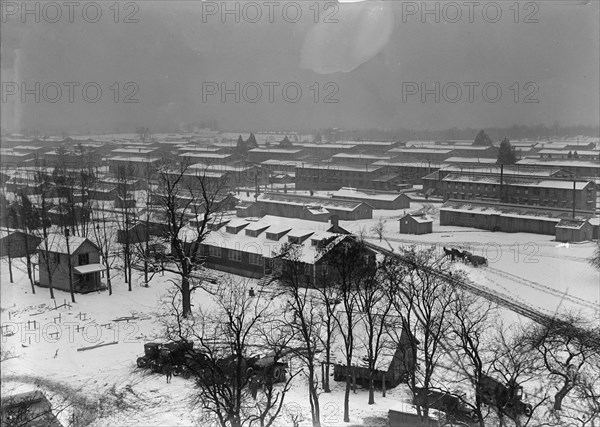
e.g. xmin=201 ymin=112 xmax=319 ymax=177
xmin=413 ymin=375 xmax=533 ymax=424
xmin=136 ymin=341 xmax=288 ymax=384
xmin=137 ymin=341 xmax=532 ymax=423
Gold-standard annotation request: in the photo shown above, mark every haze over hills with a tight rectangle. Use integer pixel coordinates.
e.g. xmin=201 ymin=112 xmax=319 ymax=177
xmin=1 ymin=1 xmax=599 ymax=134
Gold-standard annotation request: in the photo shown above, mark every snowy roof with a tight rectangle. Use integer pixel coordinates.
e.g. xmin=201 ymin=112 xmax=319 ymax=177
xmin=180 ymin=152 xmax=232 ymax=159
xmin=74 ymin=263 xmax=104 ymax=274
xmin=202 ymin=215 xmax=347 ymax=262
xmin=298 ymin=163 xmax=383 ymax=173
xmin=258 ymin=193 xmax=365 ymax=211
xmin=260 ymin=159 xmax=305 ymax=167
xmin=538 ymin=149 xmax=599 ymax=156
xmin=111 ymin=148 xmax=156 ymax=155
xmin=372 ymin=160 xmax=442 ymax=168
xmin=37 ymin=234 xmax=97 ymax=254
xmin=401 ymin=213 xmax=433 ymax=223
xmin=297 ymin=143 xmax=355 ymax=149
xmin=555 ymin=219 xmax=590 ymax=230
xmin=443 ymin=157 xmax=497 ymax=164
xmin=331 ymin=153 xmax=392 ymax=160
xmin=332 ymin=188 xmax=405 ymax=202
xmin=248 ymin=148 xmax=303 ymax=154
xmin=107 ymin=156 xmax=160 ymax=163
xmin=516 ymin=158 xmax=600 ymax=169
xmin=389 ymin=148 xmax=453 ymax=154
xmin=441 ymin=200 xmax=594 ymax=221
xmin=442 ymin=173 xmax=593 ymax=189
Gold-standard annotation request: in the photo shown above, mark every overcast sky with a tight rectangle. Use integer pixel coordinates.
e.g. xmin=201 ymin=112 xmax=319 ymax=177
xmin=1 ymin=0 xmax=599 ymax=134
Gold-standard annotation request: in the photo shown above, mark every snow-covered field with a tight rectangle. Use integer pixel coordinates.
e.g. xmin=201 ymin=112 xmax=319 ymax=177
xmin=1 ymin=204 xmax=598 ymax=426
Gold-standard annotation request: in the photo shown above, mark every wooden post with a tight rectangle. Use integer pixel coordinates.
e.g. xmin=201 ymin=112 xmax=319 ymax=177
xmin=382 ymin=372 xmax=386 ymax=397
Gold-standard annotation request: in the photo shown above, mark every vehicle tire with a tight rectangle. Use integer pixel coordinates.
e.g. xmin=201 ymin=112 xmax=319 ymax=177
xmin=272 ymin=367 xmax=283 ymax=382
xmin=246 ymin=367 xmax=255 ymax=378
xmin=137 ymin=357 xmax=147 ymax=368
xmin=524 ymin=404 xmax=533 ymax=417
xmin=182 ymin=369 xmax=192 ymax=380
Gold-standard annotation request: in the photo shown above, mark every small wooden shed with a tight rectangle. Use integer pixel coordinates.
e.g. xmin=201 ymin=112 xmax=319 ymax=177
xmin=555 ymin=219 xmax=593 ymax=243
xmin=399 ymin=213 xmax=433 ymax=235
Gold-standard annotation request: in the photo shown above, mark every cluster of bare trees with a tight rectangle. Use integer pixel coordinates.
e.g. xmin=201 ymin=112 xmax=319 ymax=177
xmin=270 ymin=243 xmax=600 ymax=427
xmin=158 ymin=279 xmax=296 ymax=427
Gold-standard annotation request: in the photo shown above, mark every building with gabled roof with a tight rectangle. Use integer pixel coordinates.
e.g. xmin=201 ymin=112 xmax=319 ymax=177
xmin=440 ymin=199 xmax=596 ymax=235
xmin=239 ymin=192 xmax=373 ymax=221
xmin=332 ymin=187 xmax=411 ymax=210
xmin=555 ymin=219 xmax=593 ymax=243
xmin=200 ymin=215 xmax=352 ymax=282
xmin=36 ymin=234 xmax=103 ymax=293
xmin=399 ymin=212 xmax=433 ymax=235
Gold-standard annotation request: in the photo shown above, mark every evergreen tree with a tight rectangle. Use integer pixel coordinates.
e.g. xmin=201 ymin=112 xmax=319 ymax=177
xmin=236 ymin=135 xmax=247 ymax=153
xmin=246 ymin=133 xmax=258 ymax=149
xmin=279 ymin=136 xmax=292 ymax=148
xmin=474 ymin=129 xmax=493 ymax=146
xmin=497 ymin=138 xmax=518 ymax=165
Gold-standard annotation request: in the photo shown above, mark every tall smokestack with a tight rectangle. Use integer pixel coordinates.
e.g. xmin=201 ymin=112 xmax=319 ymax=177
xmin=500 ymin=164 xmax=504 ymax=202
xmin=572 ymin=179 xmax=576 ymax=219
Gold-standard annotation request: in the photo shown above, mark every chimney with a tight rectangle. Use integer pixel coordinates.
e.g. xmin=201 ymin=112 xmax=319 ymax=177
xmin=329 ymin=215 xmax=340 ymax=232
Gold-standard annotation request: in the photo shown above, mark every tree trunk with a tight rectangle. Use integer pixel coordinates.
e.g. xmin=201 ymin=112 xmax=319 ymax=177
xmin=308 ymin=367 xmax=321 ymax=427
xmin=324 ymin=340 xmax=331 ymax=393
xmin=344 ymin=372 xmax=351 ymax=422
xmin=182 ymin=274 xmax=191 ymax=318
xmin=105 ymin=265 xmax=112 ymax=295
xmin=26 ymin=254 xmax=35 ymax=293
xmin=7 ymin=255 xmax=13 ymax=283
xmin=368 ymin=374 xmax=375 ymax=404
xmin=554 ymin=382 xmax=573 ymax=411
xmin=24 ymin=236 xmax=35 ymax=293
xmin=67 ymin=253 xmax=76 ymax=303
xmin=45 ymin=256 xmax=55 ymax=299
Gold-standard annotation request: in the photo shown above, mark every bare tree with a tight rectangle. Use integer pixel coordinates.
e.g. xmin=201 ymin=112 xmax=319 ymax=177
xmin=136 ymin=126 xmax=151 ymax=143
xmin=276 ymin=242 xmax=322 ymax=427
xmin=490 ymin=323 xmax=544 ymax=426
xmin=449 ymin=290 xmax=498 ymax=427
xmin=323 ymin=238 xmax=375 ymax=423
xmin=34 ymin=169 xmax=57 ymax=299
xmin=313 ymin=278 xmax=339 ymax=394
xmin=159 ymin=279 xmax=293 ymax=427
xmin=355 ymin=259 xmax=394 ymax=405
xmin=370 ymin=217 xmax=386 ymax=242
xmin=115 ymin=162 xmax=136 ymax=289
xmin=154 ymin=160 xmax=226 ymax=317
xmin=384 ymin=246 xmax=457 ymax=423
xmin=11 ymin=191 xmax=41 ymax=292
xmin=91 ymin=201 xmax=117 ymax=295
xmin=589 ymin=242 xmax=600 ymax=271
xmin=524 ymin=314 xmax=599 ymax=411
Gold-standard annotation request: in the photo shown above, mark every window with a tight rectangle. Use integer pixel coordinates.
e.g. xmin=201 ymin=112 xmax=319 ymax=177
xmin=228 ymin=250 xmax=242 ymax=262
xmin=248 ymin=253 xmax=262 ymax=266
xmin=78 ymin=253 xmax=89 ymax=265
xmin=209 ymin=246 xmax=221 ymax=258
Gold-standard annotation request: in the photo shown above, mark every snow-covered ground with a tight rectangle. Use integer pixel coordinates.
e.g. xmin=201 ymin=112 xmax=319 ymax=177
xmin=1 ymin=203 xmax=598 ymax=426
